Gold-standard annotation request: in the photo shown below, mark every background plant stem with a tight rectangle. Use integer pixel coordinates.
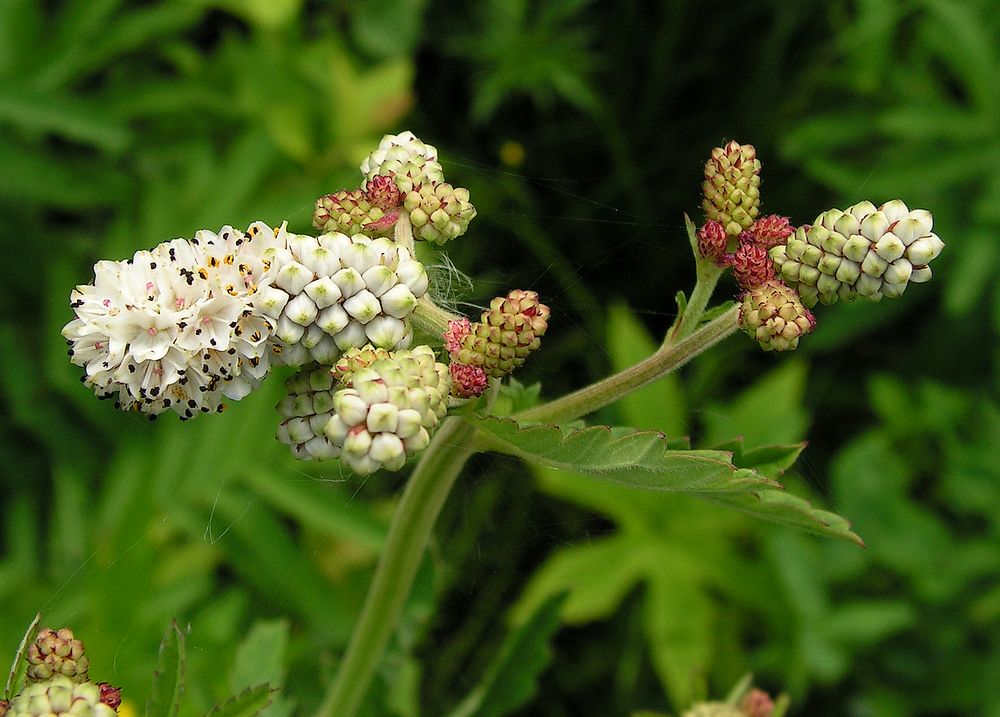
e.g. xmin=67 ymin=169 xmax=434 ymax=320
xmin=314 ymin=417 xmax=477 ymax=717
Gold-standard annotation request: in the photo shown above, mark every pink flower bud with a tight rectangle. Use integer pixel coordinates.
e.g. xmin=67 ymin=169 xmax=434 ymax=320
xmin=99 ymin=683 xmax=123 ymax=711
xmin=730 ymin=238 xmax=776 ymax=290
xmin=697 ymin=220 xmax=728 ymax=264
xmin=750 ymin=214 xmax=794 ymax=249
xmin=366 ymin=175 xmax=401 ymax=210
xmin=450 ymin=362 xmax=488 ymax=398
xmin=740 ymin=688 xmax=775 ymax=717
xmin=443 ymin=318 xmax=472 ymax=354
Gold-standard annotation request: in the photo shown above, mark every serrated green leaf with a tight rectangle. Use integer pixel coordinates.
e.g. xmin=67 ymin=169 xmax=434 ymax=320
xmin=205 ymin=685 xmax=273 ymax=717
xmin=471 ymin=417 xmax=861 ymax=542
xmin=447 ymin=594 xmax=565 ymax=717
xmin=469 ymin=416 xmax=776 ymax=494
xmin=712 ymin=438 xmax=807 ymax=478
xmin=706 ymin=489 xmax=864 ymax=546
xmin=3 ymin=612 xmax=39 ymax=701
xmin=473 ymin=416 xmax=861 ymax=542
xmin=147 ymin=620 xmax=188 ymax=717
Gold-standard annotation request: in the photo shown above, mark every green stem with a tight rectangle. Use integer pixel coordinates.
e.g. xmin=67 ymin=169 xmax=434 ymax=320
xmin=314 ymin=417 xmax=477 ymax=717
xmin=514 ymin=305 xmax=740 ymax=424
xmin=666 ymin=261 xmax=725 ymax=344
xmin=412 ymin=295 xmax=462 ymax=338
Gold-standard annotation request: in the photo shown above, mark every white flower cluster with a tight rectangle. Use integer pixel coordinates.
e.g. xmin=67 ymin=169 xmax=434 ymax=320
xmin=63 ymin=223 xmax=284 ymax=419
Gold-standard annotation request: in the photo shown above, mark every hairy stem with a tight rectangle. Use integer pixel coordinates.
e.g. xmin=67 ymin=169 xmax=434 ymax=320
xmin=666 ymin=260 xmax=725 ymax=344
xmin=394 ymin=211 xmax=415 ymax=253
xmin=514 ymin=306 xmax=740 ymax=424
xmin=412 ymin=295 xmax=463 ymax=338
xmin=314 ymin=417 xmax=477 ymax=717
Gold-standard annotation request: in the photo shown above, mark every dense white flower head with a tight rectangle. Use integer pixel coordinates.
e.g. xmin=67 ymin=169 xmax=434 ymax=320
xmin=63 ymin=224 xmax=284 ymax=419
xmin=263 ymin=229 xmax=429 ymax=367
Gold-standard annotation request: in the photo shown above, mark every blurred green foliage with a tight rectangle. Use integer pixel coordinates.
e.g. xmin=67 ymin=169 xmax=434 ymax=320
xmin=1 ymin=1 xmax=998 ymax=716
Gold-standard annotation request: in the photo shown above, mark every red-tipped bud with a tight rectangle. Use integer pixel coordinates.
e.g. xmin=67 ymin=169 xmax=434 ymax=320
xmin=730 ymin=238 xmax=776 ymax=290
xmin=0 ymin=699 xmax=10 ymax=717
xmin=740 ymin=688 xmax=775 ymax=717
xmin=365 ymin=175 xmax=401 ymax=210
xmin=99 ymin=683 xmax=123 ymax=712
xmin=450 ymin=291 xmax=550 ymax=378
xmin=697 ymin=220 xmax=728 ymax=264
xmin=750 ymin=215 xmax=794 ymax=249
xmin=449 ymin=362 xmax=488 ymax=398
xmin=443 ymin=318 xmax=472 ymax=354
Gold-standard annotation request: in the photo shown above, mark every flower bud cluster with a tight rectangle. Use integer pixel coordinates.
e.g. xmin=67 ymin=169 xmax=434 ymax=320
xmin=62 ymin=224 xmax=282 ymax=419
xmin=739 ymin=279 xmax=816 ymax=352
xmin=355 ymin=131 xmax=476 ymax=244
xmin=770 ymin=200 xmax=943 ymax=307
xmin=359 ymin=131 xmax=445 ymax=193
xmin=6 ymin=677 xmax=116 ymax=717
xmin=325 ymin=347 xmax=451 ymax=474
xmin=696 ymin=220 xmax=728 ymax=264
xmin=26 ymin=628 xmax=89 ymax=683
xmin=6 ymin=628 xmax=120 ymax=717
xmin=729 ymin=234 xmax=776 ymax=291
xmin=277 ymin=347 xmax=451 ymax=473
xmin=313 ymin=189 xmax=395 ymax=237
xmin=402 ymin=182 xmax=476 ymax=245
xmin=446 ymin=291 xmax=550 ymax=392
xmin=702 ymin=141 xmax=762 ymax=236
xmin=263 ymin=229 xmax=428 ymax=366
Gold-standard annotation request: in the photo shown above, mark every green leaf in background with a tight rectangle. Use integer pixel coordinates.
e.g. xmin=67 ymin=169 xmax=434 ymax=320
xmin=606 ymin=303 xmax=687 ymax=436
xmin=147 ymin=620 xmax=189 ymax=717
xmin=191 ymin=0 xmax=302 ymax=29
xmin=351 ymin=0 xmax=427 ymax=59
xmin=229 ymin=620 xmax=292 ymax=717
xmin=204 ymin=685 xmax=273 ymax=717
xmin=3 ymin=613 xmax=39 ymax=702
xmin=703 ymin=361 xmax=809 ymax=448
xmin=446 ymin=594 xmax=565 ymax=717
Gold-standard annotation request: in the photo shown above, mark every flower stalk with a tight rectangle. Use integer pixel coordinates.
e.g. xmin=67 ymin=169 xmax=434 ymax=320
xmin=313 ymin=416 xmax=477 ymax=717
xmin=516 ymin=305 xmax=740 ymax=425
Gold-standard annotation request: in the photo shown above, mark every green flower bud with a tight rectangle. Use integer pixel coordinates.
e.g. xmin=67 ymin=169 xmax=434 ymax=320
xmin=402 ymin=182 xmax=476 ymax=244
xmin=322 ymin=346 xmax=451 ymax=475
xmin=313 ymin=190 xmax=391 ymax=237
xmin=450 ymin=291 xmax=550 ymax=378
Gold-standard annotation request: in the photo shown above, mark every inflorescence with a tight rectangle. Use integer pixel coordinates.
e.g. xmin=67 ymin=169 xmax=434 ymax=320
xmin=63 ymin=131 xmax=544 ymax=476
